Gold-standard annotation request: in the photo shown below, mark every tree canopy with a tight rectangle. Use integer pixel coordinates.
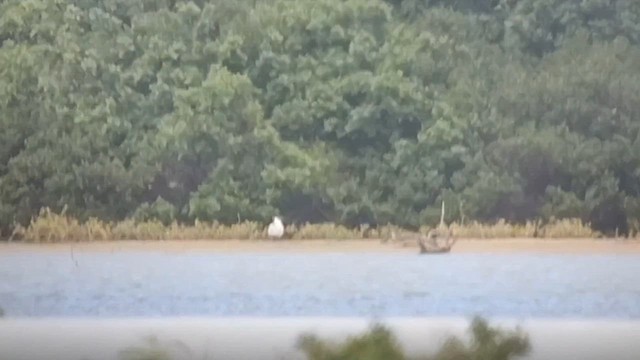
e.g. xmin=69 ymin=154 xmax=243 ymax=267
xmin=1 ymin=0 xmax=639 ymax=235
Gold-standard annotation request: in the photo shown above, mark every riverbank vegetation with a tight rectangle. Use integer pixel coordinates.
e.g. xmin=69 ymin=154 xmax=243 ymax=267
xmin=8 ymin=207 xmax=607 ymax=242
xmin=2 ymin=0 xmax=640 ymax=238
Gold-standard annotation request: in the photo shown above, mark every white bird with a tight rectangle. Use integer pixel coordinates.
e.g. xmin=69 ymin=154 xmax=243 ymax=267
xmin=267 ymin=216 xmax=285 ymax=239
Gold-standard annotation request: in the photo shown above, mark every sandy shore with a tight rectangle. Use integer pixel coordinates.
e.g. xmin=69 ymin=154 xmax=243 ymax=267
xmin=1 ymin=238 xmax=640 ymax=254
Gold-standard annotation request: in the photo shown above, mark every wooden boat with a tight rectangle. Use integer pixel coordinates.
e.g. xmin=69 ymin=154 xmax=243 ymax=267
xmin=385 ymin=201 xmax=457 ymax=254
xmin=417 ymin=228 xmax=457 ymax=254
xmin=416 ymin=200 xmax=458 ymax=254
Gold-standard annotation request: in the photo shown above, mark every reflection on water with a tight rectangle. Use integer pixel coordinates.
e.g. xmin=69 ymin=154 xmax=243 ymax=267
xmin=1 ymin=252 xmax=639 ymax=318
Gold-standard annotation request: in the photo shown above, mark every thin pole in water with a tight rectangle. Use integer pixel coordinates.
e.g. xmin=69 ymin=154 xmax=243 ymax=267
xmin=440 ymin=200 xmax=445 ymax=229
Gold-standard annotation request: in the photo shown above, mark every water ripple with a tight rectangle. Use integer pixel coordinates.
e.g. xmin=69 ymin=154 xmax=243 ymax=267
xmin=1 ymin=252 xmax=639 ymax=318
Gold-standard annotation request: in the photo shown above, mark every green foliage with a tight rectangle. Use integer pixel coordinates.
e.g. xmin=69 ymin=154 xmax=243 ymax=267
xmin=297 ymin=316 xmax=531 ymax=360
xmin=134 ymin=198 xmax=178 ymax=226
xmin=1 ymin=0 xmax=640 ymax=237
xmin=112 ymin=317 xmax=530 ymax=360
xmin=298 ymin=324 xmax=406 ymax=360
xmin=430 ymin=317 xmax=531 ymax=360
xmin=118 ymin=336 xmax=193 ymax=360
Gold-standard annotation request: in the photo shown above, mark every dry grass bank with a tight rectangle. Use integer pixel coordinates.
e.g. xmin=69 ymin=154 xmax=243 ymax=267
xmin=7 ymin=207 xmax=636 ymax=244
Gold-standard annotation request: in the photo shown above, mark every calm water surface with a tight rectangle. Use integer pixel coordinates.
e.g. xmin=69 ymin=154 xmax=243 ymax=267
xmin=1 ymin=252 xmax=639 ymax=318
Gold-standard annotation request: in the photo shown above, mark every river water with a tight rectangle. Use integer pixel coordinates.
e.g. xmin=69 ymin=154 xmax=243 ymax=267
xmin=1 ymin=252 xmax=639 ymax=318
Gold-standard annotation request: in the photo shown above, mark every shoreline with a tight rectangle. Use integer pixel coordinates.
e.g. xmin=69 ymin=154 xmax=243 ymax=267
xmin=2 ymin=238 xmax=640 ymax=254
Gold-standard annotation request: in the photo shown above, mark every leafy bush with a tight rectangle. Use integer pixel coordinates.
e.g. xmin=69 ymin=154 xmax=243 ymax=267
xmin=297 ymin=324 xmax=406 ymax=360
xmin=118 ymin=336 xmax=193 ymax=360
xmin=297 ymin=316 xmax=531 ymax=360
xmin=133 ymin=198 xmax=178 ymax=227
xmin=429 ymin=317 xmax=531 ymax=360
xmin=114 ymin=317 xmax=530 ymax=360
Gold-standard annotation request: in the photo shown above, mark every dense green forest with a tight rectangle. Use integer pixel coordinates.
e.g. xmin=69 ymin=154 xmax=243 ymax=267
xmin=1 ymin=0 xmax=639 ymax=237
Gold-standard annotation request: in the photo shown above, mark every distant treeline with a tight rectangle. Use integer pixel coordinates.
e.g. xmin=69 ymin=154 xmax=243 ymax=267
xmin=1 ymin=0 xmax=639 ymax=237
